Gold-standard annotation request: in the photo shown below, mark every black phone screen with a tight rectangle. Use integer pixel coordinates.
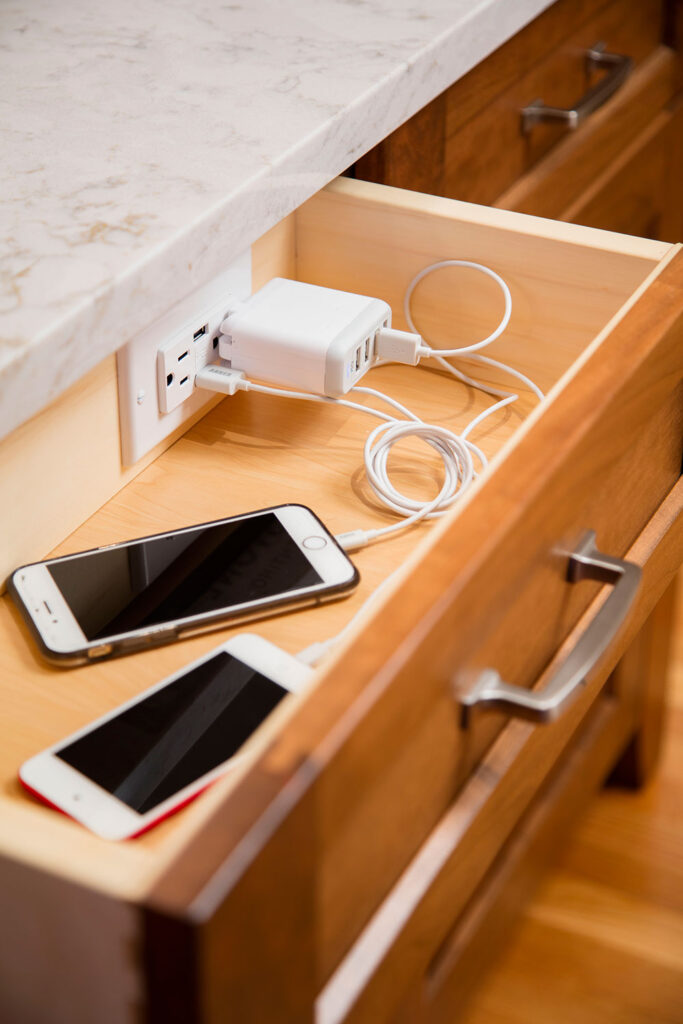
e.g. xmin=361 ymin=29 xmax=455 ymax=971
xmin=56 ymin=651 xmax=287 ymax=814
xmin=47 ymin=512 xmax=322 ymax=640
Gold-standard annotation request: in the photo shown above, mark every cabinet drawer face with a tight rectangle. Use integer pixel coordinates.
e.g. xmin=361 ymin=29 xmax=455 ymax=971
xmin=442 ymin=0 xmax=663 ymax=205
xmin=289 ymin=179 xmax=683 ymax=981
xmin=560 ymin=98 xmax=683 ymax=242
xmin=496 ymin=49 xmax=683 ymax=237
xmin=355 ymin=0 xmax=665 ymax=205
xmin=2 ymin=180 xmax=682 ymax=1021
xmin=319 ymin=691 xmax=623 ymax=1024
xmin=317 ymin=482 xmax=683 ymax=1024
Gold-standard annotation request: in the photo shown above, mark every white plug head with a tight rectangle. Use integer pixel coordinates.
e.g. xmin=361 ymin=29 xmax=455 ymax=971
xmin=218 ymin=278 xmax=392 ymax=396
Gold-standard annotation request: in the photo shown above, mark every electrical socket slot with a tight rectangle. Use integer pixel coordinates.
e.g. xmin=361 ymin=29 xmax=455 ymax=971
xmin=117 ymin=248 xmax=252 ymax=465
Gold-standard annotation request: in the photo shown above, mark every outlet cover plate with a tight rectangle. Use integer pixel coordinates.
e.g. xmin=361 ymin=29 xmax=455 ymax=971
xmin=117 ymin=249 xmax=251 ymax=465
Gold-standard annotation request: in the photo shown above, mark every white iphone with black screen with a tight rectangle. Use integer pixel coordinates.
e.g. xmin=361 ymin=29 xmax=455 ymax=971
xmin=19 ymin=634 xmax=311 ymax=840
xmin=9 ymin=504 xmax=358 ymax=665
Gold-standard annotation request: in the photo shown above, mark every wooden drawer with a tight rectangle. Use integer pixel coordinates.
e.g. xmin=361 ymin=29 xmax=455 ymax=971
xmin=316 ymin=480 xmax=683 ymax=1024
xmin=559 ymin=96 xmax=683 ymax=240
xmin=442 ymin=0 xmax=662 ymax=205
xmin=355 ymin=0 xmax=666 ymax=206
xmin=497 ymin=54 xmax=683 ymax=242
xmin=0 ymin=179 xmax=682 ymax=1022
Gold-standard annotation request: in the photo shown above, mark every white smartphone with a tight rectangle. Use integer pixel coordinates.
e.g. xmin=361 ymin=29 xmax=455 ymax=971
xmin=19 ymin=633 xmax=312 ymax=840
xmin=9 ymin=504 xmax=358 ymax=665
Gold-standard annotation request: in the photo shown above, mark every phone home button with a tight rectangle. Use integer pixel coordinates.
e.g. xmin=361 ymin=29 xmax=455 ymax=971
xmin=303 ymin=536 xmax=327 ymax=550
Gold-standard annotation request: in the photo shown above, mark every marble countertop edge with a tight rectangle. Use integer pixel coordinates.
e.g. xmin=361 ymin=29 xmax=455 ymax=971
xmin=1 ymin=0 xmax=553 ymax=444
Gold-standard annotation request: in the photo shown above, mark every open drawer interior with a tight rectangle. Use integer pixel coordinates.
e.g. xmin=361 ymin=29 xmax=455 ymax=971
xmin=0 ymin=176 xmax=675 ymax=911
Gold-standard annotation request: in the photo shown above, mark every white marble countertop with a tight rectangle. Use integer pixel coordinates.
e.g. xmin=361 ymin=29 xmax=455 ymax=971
xmin=1 ymin=0 xmax=554 ymax=442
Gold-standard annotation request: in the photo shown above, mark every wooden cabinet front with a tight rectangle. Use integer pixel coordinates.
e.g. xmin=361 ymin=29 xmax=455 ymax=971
xmin=354 ymin=0 xmax=683 ymax=244
xmin=2 ymin=176 xmax=680 ymax=1022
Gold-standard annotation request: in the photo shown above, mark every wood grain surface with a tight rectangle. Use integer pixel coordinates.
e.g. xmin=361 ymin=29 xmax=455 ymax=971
xmin=495 ymin=47 xmax=680 ymax=226
xmin=0 ymin=180 xmax=670 ymax=902
xmin=441 ymin=0 xmax=662 ymax=206
xmin=560 ymin=96 xmax=683 ymax=242
xmin=317 ymin=482 xmax=683 ymax=1024
xmin=460 ymin=579 xmax=683 ymax=1024
xmin=0 ymin=180 xmax=679 ymax=1024
xmin=355 ymin=0 xmax=663 ymax=206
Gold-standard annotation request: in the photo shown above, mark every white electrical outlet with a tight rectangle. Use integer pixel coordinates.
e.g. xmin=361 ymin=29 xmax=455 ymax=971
xmin=157 ymin=332 xmax=195 ymax=414
xmin=117 ymin=249 xmax=251 ymax=464
xmin=155 ymin=296 xmax=228 ymax=415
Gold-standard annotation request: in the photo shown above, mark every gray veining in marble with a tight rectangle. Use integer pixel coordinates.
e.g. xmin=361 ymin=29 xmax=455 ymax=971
xmin=0 ymin=0 xmax=554 ymax=441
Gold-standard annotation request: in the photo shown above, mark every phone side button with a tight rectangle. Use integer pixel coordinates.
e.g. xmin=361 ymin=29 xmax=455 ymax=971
xmin=87 ymin=643 xmax=113 ymax=659
xmin=144 ymin=626 xmax=177 ymax=643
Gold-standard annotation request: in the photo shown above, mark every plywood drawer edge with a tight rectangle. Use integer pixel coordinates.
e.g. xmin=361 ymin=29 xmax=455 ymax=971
xmin=0 ymin=852 xmax=142 ymax=1024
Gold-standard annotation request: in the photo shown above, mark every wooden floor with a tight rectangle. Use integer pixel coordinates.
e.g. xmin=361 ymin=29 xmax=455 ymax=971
xmin=462 ymin=585 xmax=683 ymax=1024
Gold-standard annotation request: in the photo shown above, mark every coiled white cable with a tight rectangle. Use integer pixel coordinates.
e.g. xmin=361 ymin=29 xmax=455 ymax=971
xmin=199 ymin=259 xmax=543 ymax=551
xmin=404 ymin=259 xmax=545 ymax=403
xmin=231 ymin=376 xmax=511 ymax=550
xmin=334 ymin=260 xmax=543 ymax=547
xmin=294 ymin=269 xmax=542 ymax=661
xmin=348 ymin=384 xmax=514 ymax=544
xmin=406 ymin=259 xmax=513 ymax=356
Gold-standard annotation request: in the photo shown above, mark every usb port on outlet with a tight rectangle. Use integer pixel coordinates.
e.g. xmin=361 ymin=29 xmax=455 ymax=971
xmin=193 ymin=324 xmax=208 ymax=342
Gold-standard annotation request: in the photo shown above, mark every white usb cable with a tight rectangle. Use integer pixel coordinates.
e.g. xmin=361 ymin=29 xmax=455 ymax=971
xmin=403 ymin=259 xmax=544 ymax=403
xmin=296 ymin=565 xmax=402 ymax=666
xmin=196 ymin=261 xmax=543 ymax=552
xmin=196 ymin=368 xmax=511 ymax=550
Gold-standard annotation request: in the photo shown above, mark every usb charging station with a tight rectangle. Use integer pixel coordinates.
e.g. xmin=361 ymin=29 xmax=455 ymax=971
xmin=219 ymin=278 xmax=392 ymax=397
xmin=117 ymin=249 xmax=251 ymax=465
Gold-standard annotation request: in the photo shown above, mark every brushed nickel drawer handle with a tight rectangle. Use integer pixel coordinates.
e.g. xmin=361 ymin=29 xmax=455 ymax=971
xmin=521 ymin=43 xmax=634 ymax=136
xmin=461 ymin=531 xmax=640 ymax=724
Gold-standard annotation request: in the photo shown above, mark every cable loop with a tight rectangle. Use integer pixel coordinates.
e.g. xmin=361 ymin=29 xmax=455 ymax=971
xmin=404 ymin=259 xmax=512 ymax=357
xmin=362 ymin=418 xmax=478 ymax=522
xmin=203 ymin=259 xmax=544 ymax=549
